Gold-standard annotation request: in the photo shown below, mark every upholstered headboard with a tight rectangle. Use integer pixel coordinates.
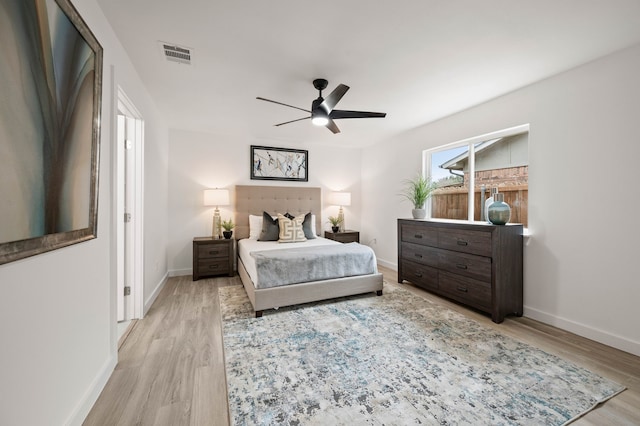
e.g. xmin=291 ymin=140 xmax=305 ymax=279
xmin=234 ymin=185 xmax=322 ymax=240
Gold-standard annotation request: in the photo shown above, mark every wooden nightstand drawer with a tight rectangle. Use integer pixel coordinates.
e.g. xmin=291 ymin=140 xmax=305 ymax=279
xmin=198 ymin=258 xmax=230 ymax=275
xmin=438 ymin=228 xmax=492 ymax=257
xmin=197 ymin=244 xmax=230 ymax=259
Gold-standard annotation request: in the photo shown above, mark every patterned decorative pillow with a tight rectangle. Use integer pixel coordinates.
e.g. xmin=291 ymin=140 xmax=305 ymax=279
xmin=277 ymin=213 xmax=307 ymax=243
xmin=284 ymin=212 xmax=316 ymax=239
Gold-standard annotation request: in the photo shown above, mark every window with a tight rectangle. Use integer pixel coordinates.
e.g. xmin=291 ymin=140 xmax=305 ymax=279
xmin=424 ymin=125 xmax=529 ymax=227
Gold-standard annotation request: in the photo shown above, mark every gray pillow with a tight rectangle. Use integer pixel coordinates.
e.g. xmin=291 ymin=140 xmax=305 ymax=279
xmin=285 ymin=212 xmax=315 ymax=239
xmin=258 ymin=211 xmax=279 ymax=241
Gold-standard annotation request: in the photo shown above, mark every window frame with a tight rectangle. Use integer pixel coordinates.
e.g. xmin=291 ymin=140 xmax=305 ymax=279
xmin=422 ymin=123 xmax=529 ymax=222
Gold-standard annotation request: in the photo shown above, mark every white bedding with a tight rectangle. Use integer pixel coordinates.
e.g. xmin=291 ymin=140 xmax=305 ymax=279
xmin=238 ymin=237 xmax=341 ymax=286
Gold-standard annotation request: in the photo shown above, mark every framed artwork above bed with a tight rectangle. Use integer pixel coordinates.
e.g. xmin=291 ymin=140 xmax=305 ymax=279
xmin=250 ymin=145 xmax=308 ymax=182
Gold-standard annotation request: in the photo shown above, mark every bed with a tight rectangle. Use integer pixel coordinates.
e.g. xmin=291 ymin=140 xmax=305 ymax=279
xmin=234 ymin=185 xmax=383 ymax=317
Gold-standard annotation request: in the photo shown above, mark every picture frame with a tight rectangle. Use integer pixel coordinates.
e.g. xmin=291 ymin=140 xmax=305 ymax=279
xmin=250 ymin=145 xmax=308 ymax=182
xmin=0 ymin=0 xmax=103 ymax=265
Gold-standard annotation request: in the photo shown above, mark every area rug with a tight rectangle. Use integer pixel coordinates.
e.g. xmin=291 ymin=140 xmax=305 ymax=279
xmin=219 ymin=284 xmax=624 ymax=425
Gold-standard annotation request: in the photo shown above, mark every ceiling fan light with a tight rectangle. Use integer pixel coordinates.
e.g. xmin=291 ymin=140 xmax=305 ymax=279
xmin=311 ymin=116 xmax=329 ymax=126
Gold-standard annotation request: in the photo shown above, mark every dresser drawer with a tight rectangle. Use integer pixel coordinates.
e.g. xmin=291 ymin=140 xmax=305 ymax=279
xmin=198 ymin=258 xmax=230 ymax=275
xmin=198 ymin=244 xmax=230 ymax=259
xmin=401 ymin=224 xmax=438 ymax=247
xmin=439 ymin=271 xmax=491 ymax=312
xmin=401 ymin=260 xmax=438 ymax=291
xmin=438 ymin=250 xmax=491 ymax=282
xmin=401 ymin=242 xmax=439 ymax=268
xmin=438 ymin=228 xmax=492 ymax=257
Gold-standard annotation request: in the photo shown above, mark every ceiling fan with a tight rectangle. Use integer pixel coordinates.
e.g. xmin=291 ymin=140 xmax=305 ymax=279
xmin=257 ymin=79 xmax=386 ymax=134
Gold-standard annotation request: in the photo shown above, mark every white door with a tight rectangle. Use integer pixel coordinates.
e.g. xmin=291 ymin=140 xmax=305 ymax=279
xmin=117 ymin=88 xmax=144 ymax=322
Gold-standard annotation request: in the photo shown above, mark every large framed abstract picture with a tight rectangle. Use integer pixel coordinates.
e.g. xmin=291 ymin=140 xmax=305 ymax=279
xmin=250 ymin=145 xmax=308 ymax=182
xmin=0 ymin=0 xmax=103 ymax=265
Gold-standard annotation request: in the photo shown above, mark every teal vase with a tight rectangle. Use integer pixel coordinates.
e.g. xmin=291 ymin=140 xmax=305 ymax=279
xmin=488 ymin=193 xmax=511 ymax=225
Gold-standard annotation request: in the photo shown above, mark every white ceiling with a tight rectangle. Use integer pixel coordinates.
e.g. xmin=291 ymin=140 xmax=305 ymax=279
xmin=97 ymin=0 xmax=640 ymax=148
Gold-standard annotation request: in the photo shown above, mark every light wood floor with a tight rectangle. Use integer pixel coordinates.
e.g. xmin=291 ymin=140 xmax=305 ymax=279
xmin=84 ymin=266 xmax=640 ymax=425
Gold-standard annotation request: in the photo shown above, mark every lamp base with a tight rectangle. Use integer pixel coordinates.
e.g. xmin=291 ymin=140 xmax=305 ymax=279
xmin=337 ymin=206 xmax=345 ymax=233
xmin=213 ymin=208 xmax=222 ymax=239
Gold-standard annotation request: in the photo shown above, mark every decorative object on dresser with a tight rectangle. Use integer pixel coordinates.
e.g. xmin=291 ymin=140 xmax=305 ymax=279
xmin=487 ymin=193 xmax=511 ymax=225
xmin=399 ymin=174 xmax=437 ymax=219
xmin=324 ymin=230 xmax=359 ymax=243
xmin=192 ymin=237 xmax=234 ymax=280
xmin=203 ymin=188 xmax=230 ymax=239
xmin=397 ymin=219 xmax=523 ymax=323
xmin=250 ymin=145 xmax=308 ymax=182
xmin=329 ymin=191 xmax=351 ymax=232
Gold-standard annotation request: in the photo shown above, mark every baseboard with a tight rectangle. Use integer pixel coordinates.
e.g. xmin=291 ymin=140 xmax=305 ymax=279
xmin=168 ymin=268 xmax=191 ymax=277
xmin=64 ymin=353 xmax=117 ymax=426
xmin=525 ymin=306 xmax=640 ymax=357
xmin=376 ymin=258 xmax=397 ymax=271
xmin=144 ymin=271 xmax=169 ymax=315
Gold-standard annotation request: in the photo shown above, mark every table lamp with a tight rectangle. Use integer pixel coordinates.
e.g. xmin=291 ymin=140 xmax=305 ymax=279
xmin=204 ymin=188 xmax=230 ymax=239
xmin=330 ymin=192 xmax=351 ymax=232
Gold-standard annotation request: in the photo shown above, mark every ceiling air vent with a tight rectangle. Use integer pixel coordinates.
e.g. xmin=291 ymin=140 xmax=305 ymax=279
xmin=159 ymin=42 xmax=192 ymax=65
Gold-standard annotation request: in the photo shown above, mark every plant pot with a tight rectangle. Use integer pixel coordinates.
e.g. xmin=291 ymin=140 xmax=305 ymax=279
xmin=223 ymin=230 xmax=233 ymax=239
xmin=412 ymin=209 xmax=426 ymax=219
xmin=331 ymin=226 xmax=340 ymax=233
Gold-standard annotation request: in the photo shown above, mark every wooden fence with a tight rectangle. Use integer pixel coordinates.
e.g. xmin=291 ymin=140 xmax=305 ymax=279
xmin=431 ymin=185 xmax=528 ymax=227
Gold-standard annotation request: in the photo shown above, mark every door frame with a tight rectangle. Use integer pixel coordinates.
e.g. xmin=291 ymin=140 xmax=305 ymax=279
xmin=116 ymin=87 xmax=144 ymax=320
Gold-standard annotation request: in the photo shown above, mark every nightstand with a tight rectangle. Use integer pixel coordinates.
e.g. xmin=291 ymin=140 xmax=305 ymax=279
xmin=324 ymin=230 xmax=360 ymax=243
xmin=192 ymin=237 xmax=234 ymax=280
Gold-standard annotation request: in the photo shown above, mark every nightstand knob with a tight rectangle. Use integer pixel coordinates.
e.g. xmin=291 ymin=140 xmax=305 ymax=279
xmin=209 ymin=265 xmax=219 ymax=270
xmin=209 ymin=250 xmax=219 ymax=255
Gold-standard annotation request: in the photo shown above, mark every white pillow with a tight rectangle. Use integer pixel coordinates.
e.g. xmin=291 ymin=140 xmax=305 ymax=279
xmin=249 ymin=215 xmax=263 ymax=239
xmin=310 ymin=214 xmax=316 ymax=236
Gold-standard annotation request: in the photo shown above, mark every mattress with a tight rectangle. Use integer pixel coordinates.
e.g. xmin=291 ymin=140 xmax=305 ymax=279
xmin=239 ymin=237 xmax=344 ymax=287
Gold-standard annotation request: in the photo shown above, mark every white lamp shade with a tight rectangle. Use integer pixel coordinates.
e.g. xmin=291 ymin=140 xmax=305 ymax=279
xmin=203 ymin=188 xmax=229 ymax=206
xmin=330 ymin=191 xmax=351 ymax=206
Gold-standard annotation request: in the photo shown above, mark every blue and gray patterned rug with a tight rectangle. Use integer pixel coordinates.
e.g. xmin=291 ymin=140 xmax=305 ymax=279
xmin=220 ymin=283 xmax=624 ymax=425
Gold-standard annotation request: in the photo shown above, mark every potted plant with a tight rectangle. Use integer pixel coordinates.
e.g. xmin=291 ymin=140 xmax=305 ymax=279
xmin=328 ymin=216 xmax=341 ymax=233
xmin=221 ymin=218 xmax=234 ymax=239
xmin=400 ymin=174 xmax=436 ymax=219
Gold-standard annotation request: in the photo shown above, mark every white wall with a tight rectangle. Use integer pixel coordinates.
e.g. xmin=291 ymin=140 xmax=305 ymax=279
xmin=362 ymin=44 xmax=640 ymax=356
xmin=0 ymin=1 xmax=169 ymax=424
xmin=167 ymin=130 xmax=363 ymax=275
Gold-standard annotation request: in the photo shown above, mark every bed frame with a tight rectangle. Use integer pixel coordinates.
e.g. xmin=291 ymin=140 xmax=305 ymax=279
xmin=234 ymin=185 xmax=383 ymax=317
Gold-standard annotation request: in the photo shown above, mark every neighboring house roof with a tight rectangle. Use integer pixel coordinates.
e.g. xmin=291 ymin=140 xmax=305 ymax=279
xmin=439 ymin=138 xmax=502 ymax=171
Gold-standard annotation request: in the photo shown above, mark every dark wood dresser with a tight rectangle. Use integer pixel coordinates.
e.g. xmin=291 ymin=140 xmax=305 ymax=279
xmin=397 ymin=219 xmax=523 ymax=323
xmin=192 ymin=237 xmax=234 ymax=280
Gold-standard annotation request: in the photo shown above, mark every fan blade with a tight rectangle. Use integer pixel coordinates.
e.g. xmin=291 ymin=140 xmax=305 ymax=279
xmin=257 ymin=97 xmax=311 ymax=113
xmin=330 ymin=109 xmax=387 ymax=120
xmin=320 ymin=84 xmax=349 ymax=114
xmin=274 ymin=116 xmax=311 ymax=127
xmin=325 ymin=118 xmax=341 ymax=134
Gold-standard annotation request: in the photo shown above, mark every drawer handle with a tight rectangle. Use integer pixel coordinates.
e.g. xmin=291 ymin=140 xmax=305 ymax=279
xmin=457 ymin=286 xmax=468 ymax=293
xmin=208 ymin=250 xmax=220 ymax=255
xmin=208 ymin=265 xmax=219 ymax=270
xmin=414 ymin=234 xmax=423 ymax=239
xmin=457 ymin=240 xmax=468 ymax=246
xmin=414 ymin=253 xmax=423 ymax=259
xmin=416 ymin=272 xmax=423 ymax=278
xmin=456 ymin=263 xmax=468 ymax=270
